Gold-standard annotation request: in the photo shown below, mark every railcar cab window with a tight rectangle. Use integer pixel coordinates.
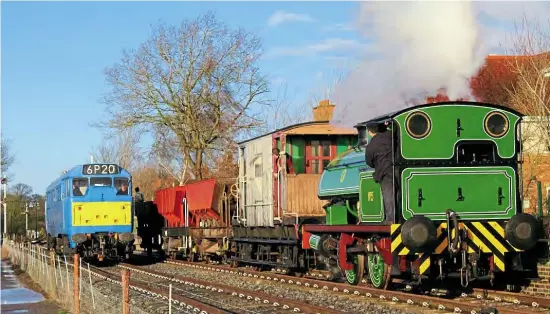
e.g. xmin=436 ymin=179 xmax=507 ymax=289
xmin=115 ymin=178 xmax=129 ymax=195
xmin=72 ymin=178 xmax=88 ymax=196
xmin=90 ymin=177 xmax=112 ymax=187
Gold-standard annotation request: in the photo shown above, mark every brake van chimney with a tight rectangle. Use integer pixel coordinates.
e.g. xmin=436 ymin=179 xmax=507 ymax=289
xmin=312 ymin=99 xmax=336 ymax=121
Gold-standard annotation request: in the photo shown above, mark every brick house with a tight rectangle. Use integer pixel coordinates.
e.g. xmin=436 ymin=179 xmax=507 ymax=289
xmin=429 ymin=54 xmax=550 ymax=213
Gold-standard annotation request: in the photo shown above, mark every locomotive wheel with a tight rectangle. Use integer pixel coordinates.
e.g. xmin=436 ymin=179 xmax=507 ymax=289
xmin=367 ymin=253 xmax=391 ymax=289
xmin=345 ymin=254 xmax=365 ymax=285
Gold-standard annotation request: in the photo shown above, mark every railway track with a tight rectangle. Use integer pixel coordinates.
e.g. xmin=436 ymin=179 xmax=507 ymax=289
xmin=14 ymin=242 xmax=229 ymax=314
xmin=117 ymin=263 xmax=345 ymax=314
xmin=87 ymin=265 xmax=229 ymax=314
xmin=15 ymin=242 xmax=345 ymax=314
xmin=163 ymin=258 xmax=550 ymax=314
xmin=18 ymin=242 xmax=550 ymax=313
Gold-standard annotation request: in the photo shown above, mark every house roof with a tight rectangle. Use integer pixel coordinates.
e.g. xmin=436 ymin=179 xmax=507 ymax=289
xmin=238 ymin=120 xmax=357 ymax=145
xmin=283 ymin=123 xmax=357 ymax=136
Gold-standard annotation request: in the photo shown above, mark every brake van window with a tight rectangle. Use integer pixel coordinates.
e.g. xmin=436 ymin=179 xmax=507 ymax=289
xmin=90 ymin=177 xmax=112 ymax=187
xmin=72 ymin=178 xmax=88 ymax=196
xmin=115 ymin=178 xmax=129 ymax=195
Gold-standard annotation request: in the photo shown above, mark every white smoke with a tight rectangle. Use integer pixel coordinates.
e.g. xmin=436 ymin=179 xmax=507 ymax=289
xmin=331 ymin=1 xmax=487 ymax=126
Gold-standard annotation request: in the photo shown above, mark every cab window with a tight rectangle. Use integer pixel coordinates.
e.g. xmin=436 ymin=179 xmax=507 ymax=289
xmin=72 ymin=178 xmax=88 ymax=196
xmin=115 ymin=178 xmax=129 ymax=195
xmin=90 ymin=177 xmax=112 ymax=187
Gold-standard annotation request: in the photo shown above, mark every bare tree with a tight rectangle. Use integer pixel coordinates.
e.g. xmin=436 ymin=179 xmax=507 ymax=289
xmin=98 ymin=12 xmax=271 ymax=180
xmin=10 ymin=183 xmax=32 ymax=202
xmin=132 ymin=163 xmax=174 ymax=200
xmin=1 ymin=138 xmax=15 ymax=176
xmin=256 ymin=82 xmax=309 ymax=134
xmin=91 ymin=128 xmax=142 ymax=171
xmin=501 ymin=15 xmax=550 ymax=204
xmin=257 ymin=67 xmax=347 ymax=135
xmin=150 ymin=125 xmax=190 ymax=185
xmin=309 ymin=67 xmax=345 ymax=108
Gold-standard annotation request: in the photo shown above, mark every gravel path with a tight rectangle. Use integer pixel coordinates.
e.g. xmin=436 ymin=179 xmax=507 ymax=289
xmin=138 ymin=261 xmax=419 ymax=314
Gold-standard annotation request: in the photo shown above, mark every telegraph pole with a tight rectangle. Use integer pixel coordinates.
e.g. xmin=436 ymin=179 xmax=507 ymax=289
xmin=2 ymin=176 xmax=7 ymax=236
xmin=25 ymin=202 xmax=29 ymax=236
xmin=34 ymin=202 xmax=39 ymax=239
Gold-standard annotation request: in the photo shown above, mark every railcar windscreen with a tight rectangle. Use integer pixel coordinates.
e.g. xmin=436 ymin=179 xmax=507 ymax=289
xmin=72 ymin=178 xmax=88 ymax=196
xmin=90 ymin=177 xmax=112 ymax=187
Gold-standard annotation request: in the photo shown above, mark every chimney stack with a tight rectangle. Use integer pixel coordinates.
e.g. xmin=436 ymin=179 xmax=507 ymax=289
xmin=312 ymin=99 xmax=336 ymax=121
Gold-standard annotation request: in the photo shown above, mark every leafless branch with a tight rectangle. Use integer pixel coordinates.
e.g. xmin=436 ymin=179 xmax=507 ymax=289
xmin=95 ymin=12 xmax=271 ymax=179
xmin=1 ymin=138 xmax=15 ymax=176
xmin=91 ymin=128 xmax=143 ymax=171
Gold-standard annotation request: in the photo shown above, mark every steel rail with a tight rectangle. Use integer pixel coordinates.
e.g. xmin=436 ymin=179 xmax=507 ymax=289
xmin=119 ymin=263 xmax=346 ymax=314
xmin=165 ymin=259 xmax=545 ymax=314
xmin=468 ymin=287 xmax=550 ymax=310
xmin=18 ymin=242 xmax=229 ymax=314
xmin=87 ymin=265 xmax=230 ymax=314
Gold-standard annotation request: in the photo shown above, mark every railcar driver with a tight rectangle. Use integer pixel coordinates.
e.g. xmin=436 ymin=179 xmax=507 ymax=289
xmin=72 ymin=182 xmax=83 ymax=196
xmin=365 ymin=123 xmax=395 ymax=224
xmin=117 ymin=182 xmax=129 ymax=195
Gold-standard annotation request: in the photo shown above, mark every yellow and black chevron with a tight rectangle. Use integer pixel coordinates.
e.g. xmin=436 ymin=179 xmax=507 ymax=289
xmin=390 ymin=221 xmax=521 ymax=272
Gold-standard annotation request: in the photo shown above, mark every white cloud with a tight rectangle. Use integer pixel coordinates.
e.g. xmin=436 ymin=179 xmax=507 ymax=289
xmin=323 ymin=23 xmax=355 ymax=32
xmin=268 ymin=38 xmax=368 ymax=57
xmin=267 ymin=10 xmax=316 ymax=27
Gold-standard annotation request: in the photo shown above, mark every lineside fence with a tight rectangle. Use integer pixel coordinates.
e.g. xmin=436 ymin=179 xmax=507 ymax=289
xmin=3 ymin=239 xmax=192 ymax=314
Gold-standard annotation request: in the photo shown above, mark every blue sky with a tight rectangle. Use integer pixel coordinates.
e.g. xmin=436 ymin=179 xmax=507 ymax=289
xmin=3 ymin=1 xmax=550 ymax=194
xmin=1 ymin=1 xmax=366 ymax=193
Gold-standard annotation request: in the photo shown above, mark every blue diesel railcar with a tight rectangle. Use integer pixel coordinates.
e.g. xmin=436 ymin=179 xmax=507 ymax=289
xmin=45 ymin=163 xmax=135 ymax=261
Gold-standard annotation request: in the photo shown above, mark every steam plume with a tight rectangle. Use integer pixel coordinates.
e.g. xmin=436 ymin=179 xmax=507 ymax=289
xmin=331 ymin=1 xmax=486 ymax=126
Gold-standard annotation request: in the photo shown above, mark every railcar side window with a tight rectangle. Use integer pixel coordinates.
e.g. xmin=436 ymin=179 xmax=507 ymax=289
xmin=115 ymin=178 xmax=129 ymax=195
xmin=72 ymin=178 xmax=88 ymax=196
xmin=90 ymin=177 xmax=112 ymax=187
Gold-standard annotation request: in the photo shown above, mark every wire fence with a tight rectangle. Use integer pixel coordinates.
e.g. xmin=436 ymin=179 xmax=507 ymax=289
xmin=3 ymin=240 xmax=194 ymax=314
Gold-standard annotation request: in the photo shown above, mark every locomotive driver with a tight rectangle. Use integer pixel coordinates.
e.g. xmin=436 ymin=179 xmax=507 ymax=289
xmin=365 ymin=123 xmax=395 ymax=224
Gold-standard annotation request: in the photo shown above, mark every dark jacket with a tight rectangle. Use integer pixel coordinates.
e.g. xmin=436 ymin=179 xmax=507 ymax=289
xmin=365 ymin=131 xmax=393 ymax=183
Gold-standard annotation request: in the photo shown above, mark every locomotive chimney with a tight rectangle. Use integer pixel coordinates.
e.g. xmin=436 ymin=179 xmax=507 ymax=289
xmin=312 ymin=99 xmax=335 ymax=121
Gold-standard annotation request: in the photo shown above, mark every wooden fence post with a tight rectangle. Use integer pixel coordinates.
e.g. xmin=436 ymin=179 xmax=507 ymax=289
xmin=122 ymin=269 xmax=130 ymax=314
xmin=73 ymin=253 xmax=80 ymax=314
xmin=49 ymin=251 xmax=56 ymax=298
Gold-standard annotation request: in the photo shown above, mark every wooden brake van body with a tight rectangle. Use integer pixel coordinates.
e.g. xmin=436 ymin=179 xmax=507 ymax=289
xmin=231 ymin=100 xmax=358 ymax=269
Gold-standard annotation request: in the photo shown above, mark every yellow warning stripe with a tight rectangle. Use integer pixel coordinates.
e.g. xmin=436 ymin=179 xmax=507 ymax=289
xmin=391 ymin=221 xmax=522 ymax=272
xmin=418 ymin=253 xmax=431 ymax=275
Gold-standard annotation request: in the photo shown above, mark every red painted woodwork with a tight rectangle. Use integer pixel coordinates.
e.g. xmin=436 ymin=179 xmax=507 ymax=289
xmin=305 ymin=139 xmax=337 ymax=174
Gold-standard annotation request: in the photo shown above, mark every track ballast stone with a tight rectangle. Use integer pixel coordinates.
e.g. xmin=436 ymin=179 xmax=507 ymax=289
xmin=143 ymin=262 xmax=417 ymax=314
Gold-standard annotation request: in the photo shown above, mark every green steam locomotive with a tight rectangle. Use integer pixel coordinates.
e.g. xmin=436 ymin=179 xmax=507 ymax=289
xmin=300 ymin=101 xmax=541 ymax=290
